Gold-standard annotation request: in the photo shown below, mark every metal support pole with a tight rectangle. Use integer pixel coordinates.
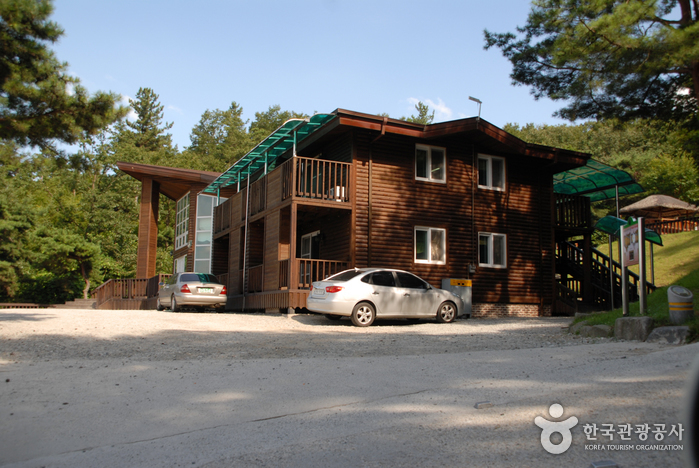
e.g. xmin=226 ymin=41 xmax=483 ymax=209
xmin=608 ymin=234 xmax=615 ymax=310
xmin=621 ymin=225 xmax=629 ymax=317
xmin=639 ymin=217 xmax=646 ymax=315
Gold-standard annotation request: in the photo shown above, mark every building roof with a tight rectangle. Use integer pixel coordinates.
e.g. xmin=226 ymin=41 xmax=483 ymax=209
xmin=117 ymin=162 xmax=221 ymax=200
xmin=619 ymin=194 xmax=699 ymax=219
xmin=201 ymin=108 xmax=591 ymax=195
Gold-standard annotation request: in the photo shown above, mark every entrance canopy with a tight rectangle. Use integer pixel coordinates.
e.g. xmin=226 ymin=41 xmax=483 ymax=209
xmin=554 ymin=159 xmax=643 ymax=202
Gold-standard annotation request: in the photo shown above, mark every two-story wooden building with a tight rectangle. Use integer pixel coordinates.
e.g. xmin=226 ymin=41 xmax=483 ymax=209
xmin=119 ymin=109 xmax=593 ymax=316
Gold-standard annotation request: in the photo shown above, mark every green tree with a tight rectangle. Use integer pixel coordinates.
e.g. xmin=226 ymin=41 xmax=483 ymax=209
xmin=183 ymin=101 xmax=251 ymax=171
xmin=484 ymin=0 xmax=699 ymax=121
xmin=401 ymin=101 xmax=434 ymax=125
xmin=0 ymin=0 xmax=125 ymax=149
xmin=248 ymin=105 xmax=308 ymax=145
xmin=123 ymin=87 xmax=173 ymax=152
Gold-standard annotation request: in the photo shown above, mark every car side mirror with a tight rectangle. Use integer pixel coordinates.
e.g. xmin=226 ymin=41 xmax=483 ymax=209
xmin=158 ymin=282 xmax=165 ymax=287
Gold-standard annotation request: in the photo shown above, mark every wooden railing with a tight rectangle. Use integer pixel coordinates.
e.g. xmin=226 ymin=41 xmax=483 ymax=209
xmin=555 ymin=194 xmax=591 ymax=230
xmin=214 ymin=198 xmax=233 ymax=234
xmin=556 ymin=241 xmax=656 ymax=310
xmin=279 ymin=259 xmax=290 ymax=289
xmin=248 ymin=265 xmax=264 ymax=293
xmin=92 ymin=274 xmax=171 ymax=308
xmin=297 ymin=259 xmax=349 ymax=289
xmin=282 ymin=157 xmax=351 ymax=203
xmin=646 ymin=218 xmax=699 ymax=234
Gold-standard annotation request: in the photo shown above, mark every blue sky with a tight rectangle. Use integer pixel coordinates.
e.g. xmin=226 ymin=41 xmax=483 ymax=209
xmin=52 ymin=0 xmax=568 ymax=150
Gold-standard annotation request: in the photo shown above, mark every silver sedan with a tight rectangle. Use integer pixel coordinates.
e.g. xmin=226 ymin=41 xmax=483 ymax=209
xmin=306 ymin=268 xmax=467 ymax=327
xmin=157 ymin=272 xmax=227 ymax=312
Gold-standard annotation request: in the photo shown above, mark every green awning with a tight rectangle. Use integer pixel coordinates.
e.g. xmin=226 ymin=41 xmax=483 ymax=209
xmin=202 ymin=113 xmax=336 ymax=194
xmin=594 ymin=216 xmax=663 ymax=246
xmin=554 ymin=159 xmax=644 ymax=202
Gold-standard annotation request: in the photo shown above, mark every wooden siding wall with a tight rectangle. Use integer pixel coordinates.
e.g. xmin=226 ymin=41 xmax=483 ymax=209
xmin=248 ymin=220 xmax=265 ymax=266
xmin=229 ymin=229 xmax=241 ymax=294
xmin=212 ymin=236 xmax=229 ymax=277
xmin=296 ymin=211 xmax=352 ymax=262
xmin=352 ymin=129 xmax=553 ymax=307
xmin=265 ymin=210 xmax=280 ymax=290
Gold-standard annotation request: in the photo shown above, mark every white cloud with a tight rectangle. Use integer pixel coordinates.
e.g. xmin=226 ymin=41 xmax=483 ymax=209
xmin=120 ymin=95 xmax=137 ymax=121
xmin=406 ymin=97 xmax=453 ymax=122
xmin=167 ymin=105 xmax=184 ymax=115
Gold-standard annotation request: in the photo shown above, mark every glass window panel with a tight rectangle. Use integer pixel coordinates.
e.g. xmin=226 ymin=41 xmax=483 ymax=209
xmin=478 ymin=158 xmax=489 ymax=186
xmin=415 ymin=229 xmax=428 ymax=260
xmin=194 ymin=260 xmax=210 ymax=273
xmin=197 ymin=195 xmax=213 ymax=215
xmin=479 ymin=235 xmax=490 ymax=265
xmin=197 ymin=217 xmax=212 ymax=231
xmin=371 ymin=271 xmax=396 ymax=287
xmin=431 ymin=229 xmax=445 ymax=263
xmin=196 ymin=231 xmax=211 ymax=245
xmin=492 ymin=158 xmax=505 ymax=189
xmin=195 ymin=245 xmax=210 ymax=260
xmin=416 ymin=149 xmax=428 ymax=179
xmin=431 ymin=149 xmax=445 ymax=181
xmin=493 ymin=235 xmax=506 ymax=266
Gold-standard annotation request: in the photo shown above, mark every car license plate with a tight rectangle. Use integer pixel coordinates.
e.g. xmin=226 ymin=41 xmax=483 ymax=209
xmin=313 ymin=289 xmax=325 ymax=297
xmin=198 ymin=288 xmax=214 ymax=293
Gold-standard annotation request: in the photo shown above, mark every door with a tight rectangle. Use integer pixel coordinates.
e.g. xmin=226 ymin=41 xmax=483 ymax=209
xmin=300 ymin=231 xmax=321 ymax=285
xmin=395 ymin=271 xmax=436 ymax=316
xmin=363 ymin=270 xmax=402 ymax=315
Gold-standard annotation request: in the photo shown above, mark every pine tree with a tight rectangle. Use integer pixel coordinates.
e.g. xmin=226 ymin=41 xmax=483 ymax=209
xmin=0 ymin=0 xmax=125 ymax=148
xmin=484 ymin=0 xmax=699 ymax=122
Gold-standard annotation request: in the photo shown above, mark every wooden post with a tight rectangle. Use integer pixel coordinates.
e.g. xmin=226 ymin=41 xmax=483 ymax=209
xmin=289 ymin=203 xmax=298 ymax=292
xmin=136 ymin=177 xmax=160 ymax=278
xmin=582 ymin=233 xmax=593 ymax=305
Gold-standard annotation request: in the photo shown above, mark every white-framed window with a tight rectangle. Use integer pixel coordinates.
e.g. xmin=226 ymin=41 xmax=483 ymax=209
xmin=193 ymin=194 xmax=216 ymax=273
xmin=174 ymin=255 xmax=187 ymax=273
xmin=415 ymin=144 xmax=446 ymax=183
xmin=479 ymin=232 xmax=507 ymax=268
xmin=478 ymin=154 xmax=506 ymax=191
xmin=414 ymin=227 xmax=446 ymax=264
xmin=175 ymin=193 xmax=190 ymax=250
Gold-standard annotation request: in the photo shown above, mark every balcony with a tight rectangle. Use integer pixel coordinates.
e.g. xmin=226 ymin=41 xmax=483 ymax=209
xmin=214 ymin=156 xmax=351 ymax=237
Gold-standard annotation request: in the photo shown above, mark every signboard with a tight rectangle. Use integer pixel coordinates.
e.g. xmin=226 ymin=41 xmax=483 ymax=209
xmin=622 ymin=222 xmax=640 ymax=266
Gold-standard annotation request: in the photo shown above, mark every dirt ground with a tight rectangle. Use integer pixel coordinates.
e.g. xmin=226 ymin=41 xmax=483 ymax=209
xmin=0 ymin=309 xmax=696 ymax=467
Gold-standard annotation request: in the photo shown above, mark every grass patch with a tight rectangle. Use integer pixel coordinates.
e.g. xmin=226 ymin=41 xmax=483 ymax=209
xmin=572 ymin=264 xmax=699 ymax=343
xmin=598 ymin=230 xmax=699 ymax=287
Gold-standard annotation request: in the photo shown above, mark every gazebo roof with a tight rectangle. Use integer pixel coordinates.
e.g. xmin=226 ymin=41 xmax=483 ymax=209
xmin=619 ymin=194 xmax=699 ymax=219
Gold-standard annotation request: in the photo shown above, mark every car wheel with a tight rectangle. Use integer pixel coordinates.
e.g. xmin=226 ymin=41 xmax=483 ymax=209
xmin=171 ymin=295 xmax=179 ymax=312
xmin=351 ymin=302 xmax=375 ymax=327
xmin=436 ymin=301 xmax=456 ymax=323
xmin=156 ymin=297 xmax=165 ymax=311
xmin=324 ymin=314 xmax=342 ymax=321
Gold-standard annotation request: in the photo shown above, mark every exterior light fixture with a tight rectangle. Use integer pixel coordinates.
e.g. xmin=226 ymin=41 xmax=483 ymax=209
xmin=469 ymin=96 xmax=482 ymax=119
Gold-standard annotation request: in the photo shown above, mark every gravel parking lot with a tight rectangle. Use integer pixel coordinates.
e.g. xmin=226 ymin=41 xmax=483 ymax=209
xmin=1 ymin=309 xmax=696 ymax=467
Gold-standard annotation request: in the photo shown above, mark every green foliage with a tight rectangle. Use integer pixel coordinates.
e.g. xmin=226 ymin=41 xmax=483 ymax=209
xmin=0 ymin=0 xmax=126 ymax=149
xmin=640 ymin=153 xmax=699 ymax=202
xmin=484 ymin=0 xmax=699 ymax=122
xmin=505 ymin=119 xmax=699 ymax=213
xmin=179 ymin=101 xmax=251 ymax=172
xmin=249 ymin=105 xmax=308 ymax=145
xmin=401 ymin=101 xmax=434 ymax=125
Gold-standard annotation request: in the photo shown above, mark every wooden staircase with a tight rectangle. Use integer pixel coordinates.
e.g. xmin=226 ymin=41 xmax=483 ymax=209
xmin=555 ymin=240 xmax=655 ymax=315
